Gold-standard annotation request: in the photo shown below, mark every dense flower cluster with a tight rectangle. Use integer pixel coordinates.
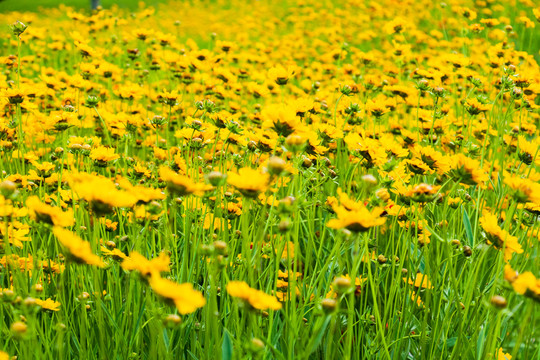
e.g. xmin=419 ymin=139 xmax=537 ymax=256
xmin=0 ymin=0 xmax=538 ymax=359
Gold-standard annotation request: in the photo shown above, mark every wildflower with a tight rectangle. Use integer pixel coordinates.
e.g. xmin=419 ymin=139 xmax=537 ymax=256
xmin=227 ymin=281 xmax=282 ymax=310
xmin=227 ymin=167 xmax=270 ymax=198
xmin=402 ymin=183 xmax=441 ymax=203
xmin=383 ymin=17 xmax=407 ymax=34
xmin=268 ymin=65 xmax=295 ymax=85
xmin=1 ymin=86 xmax=29 ymax=104
xmin=517 ymin=137 xmax=539 ymax=165
xmin=52 ymin=227 xmax=104 ymax=267
xmin=410 ymin=291 xmax=424 ymax=307
xmin=121 ymin=251 xmax=170 ymax=277
xmin=533 ymin=7 xmax=540 ymax=22
xmin=327 ymin=204 xmax=386 ymax=232
xmin=75 ymin=41 xmax=101 ymax=58
xmin=366 ymin=98 xmax=389 ymax=117
xmin=405 ymin=273 xmax=433 ymax=289
xmin=497 ymin=349 xmax=512 ymax=360
xmin=266 ymin=156 xmax=287 ymax=176
xmin=262 ymin=104 xmax=301 ymax=137
xmin=447 ymin=154 xmax=488 ymax=187
xmin=464 ymin=98 xmax=491 ymax=115
xmin=159 ymin=167 xmax=211 ymax=196
xmin=91 ymin=141 xmax=118 ymax=160
xmin=26 ymin=196 xmax=74 ymax=227
xmin=480 ymin=213 xmax=523 ymax=261
xmin=504 ymin=176 xmax=540 ymax=204
xmin=158 ymin=90 xmax=180 ymax=107
xmin=148 ymin=275 xmax=206 ymax=314
xmin=101 ymin=246 xmax=126 ymax=261
xmin=68 ymin=172 xmax=138 ymax=213
xmin=35 ymin=298 xmax=61 ymax=312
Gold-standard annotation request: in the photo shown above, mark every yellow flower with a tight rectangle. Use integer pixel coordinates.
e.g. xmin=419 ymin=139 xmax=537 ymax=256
xmin=510 ymin=272 xmax=540 ymax=300
xmin=262 ymin=104 xmax=301 ymax=137
xmin=383 ymin=17 xmax=407 ymax=34
xmin=366 ymin=98 xmax=389 ymax=117
xmin=327 ymin=204 xmax=386 ymax=232
xmin=504 ymin=264 xmax=519 ymax=283
xmin=533 ymin=7 xmax=540 ymax=22
xmin=115 ymin=177 xmax=166 ymax=204
xmin=90 ymin=146 xmax=120 ymax=165
xmin=35 ymin=298 xmax=61 ymax=312
xmin=53 ymin=227 xmax=105 ymax=268
xmin=159 ymin=167 xmax=211 ymax=196
xmin=401 ymin=183 xmax=441 ymax=203
xmin=268 ymin=65 xmax=295 ymax=85
xmin=100 ymin=246 xmax=127 ymax=261
xmin=148 ymin=275 xmax=206 ymax=315
xmin=413 ymin=146 xmax=450 ymax=174
xmin=405 ymin=158 xmax=433 ymax=175
xmin=0 ymin=351 xmax=9 ymax=360
xmin=344 ymin=132 xmax=388 ymax=167
xmin=74 ymin=40 xmax=102 ymax=58
xmin=403 ymin=273 xmax=433 ymax=289
xmin=0 ymin=86 xmax=30 ymax=104
xmin=68 ymin=172 xmax=138 ymax=214
xmin=517 ymin=137 xmax=539 ymax=165
xmin=465 ymin=98 xmax=491 ymax=115
xmin=447 ymin=154 xmax=488 ymax=187
xmin=26 ymin=196 xmax=74 ymax=227
xmin=31 ymin=161 xmax=56 ymax=178
xmin=227 ymin=281 xmax=282 ymax=311
xmin=504 ymin=176 xmax=540 ymax=204
xmin=497 ymin=348 xmax=511 ymax=360
xmin=227 ymin=167 xmax=270 ymax=198
xmin=158 ymin=90 xmax=180 ymax=106
xmin=121 ymin=251 xmax=170 ymax=277
xmin=480 ymin=213 xmax=523 ymax=261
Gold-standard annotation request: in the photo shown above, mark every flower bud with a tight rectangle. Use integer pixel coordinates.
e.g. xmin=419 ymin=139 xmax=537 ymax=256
xmin=11 ymin=321 xmax=27 ymax=335
xmin=0 ymin=180 xmax=17 ymax=197
xmin=490 ymin=295 xmax=507 ymax=309
xmin=84 ymin=95 xmax=100 ymax=108
xmin=10 ymin=20 xmax=27 ymax=36
xmin=333 ymin=276 xmax=351 ymax=294
xmin=321 ymin=298 xmax=337 ymax=313
xmin=164 ymin=314 xmax=182 ymax=327
xmin=267 ymin=157 xmax=286 ymax=176
xmin=213 ymin=240 xmax=228 ymax=256
xmin=361 ymin=174 xmax=377 ymax=186
xmin=250 ymin=338 xmax=265 ymax=353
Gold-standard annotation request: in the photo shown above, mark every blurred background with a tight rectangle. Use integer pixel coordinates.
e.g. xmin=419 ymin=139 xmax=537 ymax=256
xmin=0 ymin=0 xmax=166 ymax=12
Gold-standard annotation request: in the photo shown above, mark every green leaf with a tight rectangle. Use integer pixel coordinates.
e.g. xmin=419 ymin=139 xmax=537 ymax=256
xmin=222 ymin=329 xmax=233 ymax=360
xmin=463 ymin=207 xmax=474 ymax=246
xmin=476 ymin=325 xmax=487 ymax=360
xmin=307 ymin=316 xmax=331 ymax=356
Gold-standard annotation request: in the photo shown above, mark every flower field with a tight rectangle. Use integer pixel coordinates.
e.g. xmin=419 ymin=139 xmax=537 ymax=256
xmin=0 ymin=0 xmax=539 ymax=359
